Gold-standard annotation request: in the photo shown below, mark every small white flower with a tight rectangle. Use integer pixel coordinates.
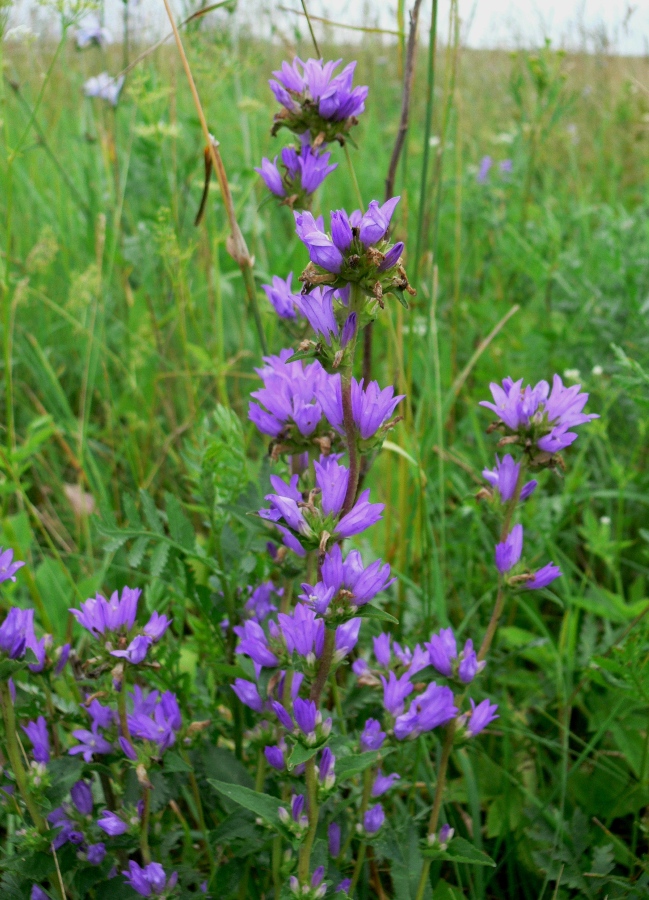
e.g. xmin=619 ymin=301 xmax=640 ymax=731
xmin=564 ymin=369 xmax=581 ymax=382
xmin=428 ymin=135 xmax=440 ymax=147
xmin=600 ymin=516 xmax=611 ymax=526
xmin=76 ymin=17 xmax=113 ymax=49
xmin=592 ymin=365 xmax=603 ymax=376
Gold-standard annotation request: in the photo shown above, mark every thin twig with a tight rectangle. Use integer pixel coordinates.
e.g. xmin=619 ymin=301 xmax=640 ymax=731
xmin=385 ymin=0 xmax=424 ymax=201
xmin=300 ymin=0 xmax=320 ymax=57
xmin=278 ymin=5 xmax=403 ymax=37
xmin=161 ymin=0 xmax=268 ymax=354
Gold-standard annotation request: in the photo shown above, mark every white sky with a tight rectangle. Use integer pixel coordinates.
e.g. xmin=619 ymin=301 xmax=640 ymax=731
xmin=7 ymin=0 xmax=649 ymax=55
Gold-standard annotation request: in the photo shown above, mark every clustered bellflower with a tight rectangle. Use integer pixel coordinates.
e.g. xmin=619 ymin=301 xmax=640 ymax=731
xmin=256 ymin=140 xmax=337 ymax=209
xmin=269 ymin=57 xmax=368 ymax=144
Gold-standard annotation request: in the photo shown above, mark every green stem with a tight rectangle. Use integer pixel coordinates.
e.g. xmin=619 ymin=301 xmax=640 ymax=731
xmin=117 ymin=667 xmax=132 ymax=742
xmin=309 ymin=626 xmax=336 ymax=706
xmin=0 ymin=682 xmax=46 ymax=831
xmin=140 ymin=787 xmax=151 ymax=864
xmin=414 ymin=0 xmax=439 ymax=279
xmin=272 ymin=834 xmax=282 ymax=899
xmin=344 ymin=143 xmax=364 ymax=212
xmin=415 ymin=721 xmax=456 ymax=900
xmin=349 ymin=767 xmax=374 ymax=895
xmin=297 ymin=756 xmax=319 ymax=885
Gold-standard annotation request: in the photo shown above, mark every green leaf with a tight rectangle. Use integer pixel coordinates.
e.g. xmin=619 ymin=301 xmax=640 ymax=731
xmin=102 ymin=532 xmax=129 ymax=553
xmin=164 ymin=751 xmax=193 ymax=773
xmin=358 ymin=604 xmax=399 ymax=625
xmin=422 ymin=836 xmax=496 ymax=867
xmin=150 ymin=541 xmax=170 ymax=577
xmin=336 ymin=750 xmax=390 ymax=782
xmin=212 ymin=662 xmax=249 ymax=680
xmin=208 ymin=780 xmax=289 ymax=834
xmin=287 ymin=741 xmax=321 ymax=770
xmin=127 ymin=535 xmax=150 ymax=568
xmin=285 ymin=348 xmax=317 ymax=363
xmin=0 ymin=658 xmax=28 ymax=680
xmin=164 ymin=492 xmax=195 ymax=551
xmin=392 ymin=288 xmax=410 ymax=309
xmin=123 ymin=492 xmax=144 ymax=529
xmin=139 ymin=489 xmax=164 ymax=534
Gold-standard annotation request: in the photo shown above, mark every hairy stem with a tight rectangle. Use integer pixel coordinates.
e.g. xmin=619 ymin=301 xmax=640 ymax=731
xmin=297 ymin=756 xmax=319 ymax=885
xmin=0 ymin=682 xmax=46 ymax=832
xmin=415 ymin=721 xmax=456 ymax=900
xmin=140 ymin=787 xmax=151 ymax=864
xmin=349 ymin=767 xmax=374 ymax=895
xmin=341 ymin=377 xmax=360 ymax=517
xmin=310 ymin=626 xmax=335 ymax=706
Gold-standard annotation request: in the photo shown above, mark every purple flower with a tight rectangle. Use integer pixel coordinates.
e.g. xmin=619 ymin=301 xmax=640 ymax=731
xmin=336 ymin=880 xmax=352 ymax=895
xmin=127 ymin=688 xmax=181 ymax=753
xmin=98 ymin=810 xmax=129 ymax=836
xmin=495 ymin=524 xmax=523 ymax=574
xmin=373 ymin=633 xmax=391 ymax=666
xmin=295 ymin=289 xmax=339 ymax=345
xmin=84 ymin=72 xmax=124 ymax=106
xmin=425 ymin=627 xmax=456 ymax=677
xmin=255 ymin=156 xmax=285 ymax=197
xmin=31 ymin=887 xmax=50 ymax=900
xmin=22 ymin=717 xmax=50 ymax=764
xmin=331 ymin=209 xmax=353 ymax=252
xmin=278 ymin=603 xmax=322 ymax=659
xmin=291 ymin=793 xmax=306 ymax=823
xmin=236 ymin=619 xmax=280 ymax=668
xmin=297 ymin=145 xmax=337 ymax=193
xmin=380 ymin=671 xmax=413 ymax=717
xmin=477 ymin=155 xmax=492 ymax=183
xmin=293 ymin=698 xmax=317 ymax=738
xmin=407 ymin=644 xmax=431 ymax=676
xmin=270 ymin=57 xmax=367 ymax=122
xmin=314 ymin=457 xmax=349 ymax=517
xmin=88 ymin=698 xmax=115 ymax=730
xmin=480 ymin=375 xmax=598 ymax=452
xmin=54 ymin=643 xmax=70 ymax=675
xmin=271 ymin=700 xmax=294 ymax=731
xmin=262 ymin=274 xmax=301 ymax=320
xmin=482 ymin=454 xmax=537 ymax=502
xmin=465 ymin=698 xmax=499 ymax=736
xmin=328 ymin=821 xmax=341 ymax=856
xmin=341 ymin=312 xmax=358 ymax=348
xmin=0 ymin=547 xmax=24 ymax=584
xmin=250 ymin=350 xmax=329 ymax=438
xmin=0 ymin=607 xmax=36 ymax=660
xmin=336 ymin=489 xmax=384 ymax=538
xmin=264 ymin=745 xmax=285 ymax=771
xmin=360 ymin=718 xmax=386 ymax=752
xmin=86 ymin=842 xmax=106 ymax=865
xmin=48 ymin=807 xmax=84 ymax=849
xmin=358 ymin=197 xmax=400 ymax=245
xmin=371 ymin=770 xmax=400 ymax=797
xmin=318 ymin=747 xmax=336 ymax=784
xmin=231 ymin=678 xmax=264 ymax=713
xmin=295 ymin=211 xmax=344 ymax=273
xmin=335 ymin=618 xmax=361 ymax=659
xmin=70 ymin=586 xmax=141 ymax=638
xmin=351 ymin=378 xmax=405 ymax=440
xmin=143 ymin=611 xmax=171 ymax=642
xmin=123 ymin=861 xmax=177 ymax=897
xmin=378 ymin=241 xmax=404 ymax=272
xmin=119 ymin=736 xmax=138 ymax=760
xmin=457 ymin=639 xmax=485 ymax=684
xmin=301 ymin=545 xmax=394 ymax=615
xmin=69 ymin=727 xmax=112 ymax=762
xmin=363 ymin=803 xmax=385 ymax=834
xmin=110 ymin=634 xmax=151 ymax=664
xmin=394 ymin=683 xmax=458 ymax=740
xmin=70 ymin=780 xmax=93 ymax=816
xmin=525 ymin=562 xmax=561 ymax=590
xmin=500 ymin=159 xmax=513 ymax=174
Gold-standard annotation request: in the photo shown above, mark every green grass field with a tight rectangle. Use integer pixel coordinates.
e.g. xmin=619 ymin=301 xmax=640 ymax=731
xmin=2 ymin=3 xmax=649 ymax=896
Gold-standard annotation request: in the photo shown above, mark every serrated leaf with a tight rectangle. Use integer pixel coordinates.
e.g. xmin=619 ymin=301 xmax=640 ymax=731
xmin=123 ymin=492 xmax=143 ymax=528
xmin=358 ymin=604 xmax=399 ymax=625
xmin=287 ymin=742 xmax=321 ymax=770
xmin=150 ymin=541 xmax=170 ymax=576
xmin=208 ymin=779 xmax=289 ymax=835
xmin=164 ymin=492 xmax=195 ymax=551
xmin=127 ymin=535 xmax=150 ymax=568
xmin=103 ymin=533 xmax=129 ymax=553
xmin=139 ymin=489 xmax=164 ymax=534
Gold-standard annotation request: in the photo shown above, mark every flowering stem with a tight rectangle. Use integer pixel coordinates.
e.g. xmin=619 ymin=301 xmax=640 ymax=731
xmin=478 ymin=462 xmax=527 ymax=662
xmin=140 ymin=786 xmax=151 ymax=864
xmin=415 ymin=720 xmax=457 ymax=900
xmin=341 ymin=378 xmax=360 ymax=517
xmin=0 ymin=681 xmax=46 ymax=833
xmin=297 ymin=756 xmax=319 ymax=885
xmin=117 ymin=669 xmax=132 ymax=743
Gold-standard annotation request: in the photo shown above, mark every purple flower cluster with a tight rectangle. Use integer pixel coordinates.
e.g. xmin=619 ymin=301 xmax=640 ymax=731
xmin=317 ymin=374 xmax=405 ymax=441
xmin=270 ymin=58 xmax=368 ymax=144
xmin=259 ymin=457 xmax=383 ymax=554
xmin=480 ymin=375 xmax=598 ymax=455
xmin=256 ymin=141 xmax=337 ymax=207
xmin=299 ymin=543 xmax=394 ymax=618
xmin=127 ymin=686 xmax=182 ymax=753
xmin=494 ymin=523 xmax=562 ymax=589
xmin=70 ymin=586 xmax=171 ymax=665
xmin=123 ymin=861 xmax=178 ymax=897
xmin=0 ymin=607 xmax=46 ymax=671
